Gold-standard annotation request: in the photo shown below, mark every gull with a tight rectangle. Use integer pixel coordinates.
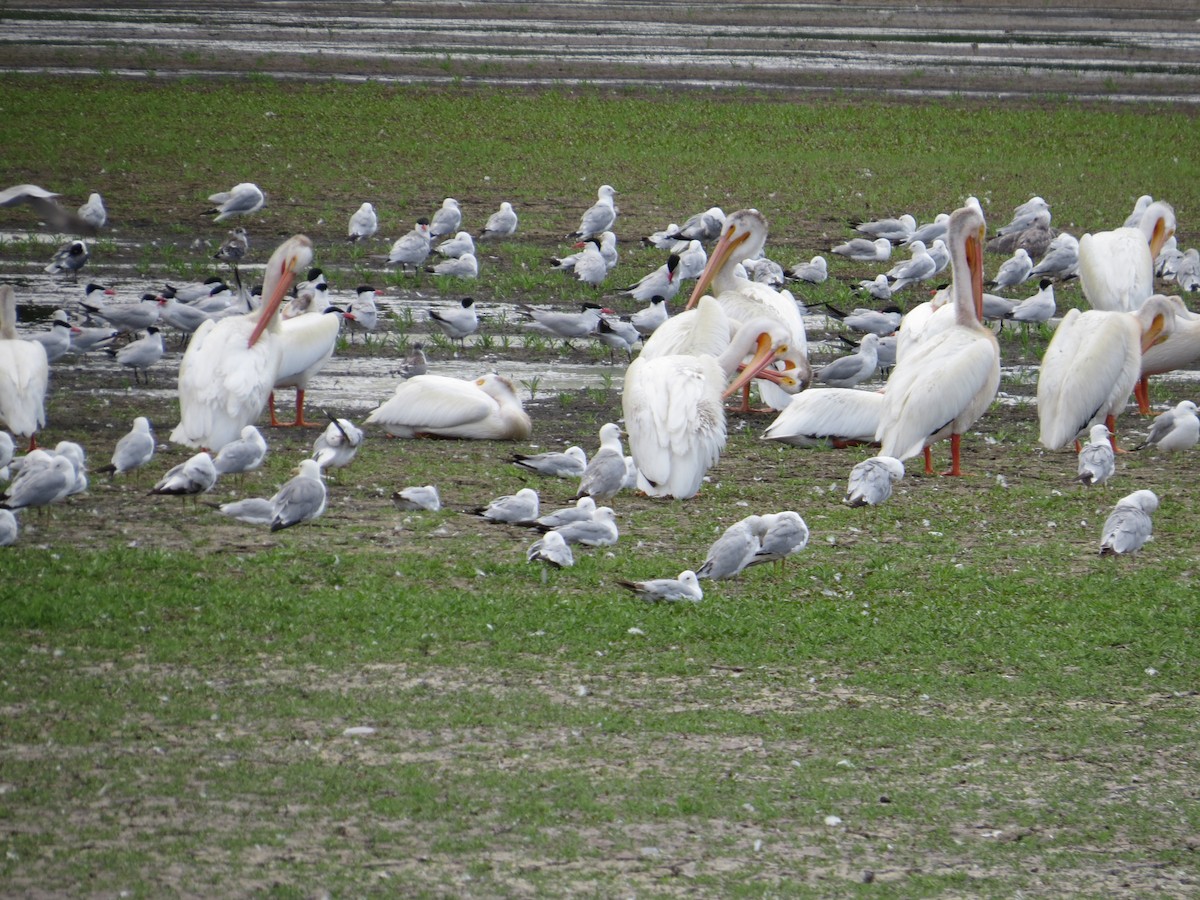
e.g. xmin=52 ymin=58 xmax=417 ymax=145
xmin=78 ymin=193 xmax=106 ymax=230
xmin=596 ymin=316 xmax=640 ymax=362
xmin=1076 ymin=424 xmax=1115 ymax=487
xmin=392 ymin=484 xmax=441 ymax=511
xmin=0 ymin=183 xmax=98 ymax=234
xmin=1099 ymin=489 xmax=1157 ymax=556
xmin=398 ymin=342 xmax=428 ymax=378
xmin=547 ymin=505 xmax=618 ymax=547
xmin=747 ymin=511 xmax=809 ymax=568
xmin=744 ymin=256 xmax=786 ymax=289
xmin=81 ymin=291 xmax=160 ymax=332
xmin=158 ymin=294 xmax=214 ymax=338
xmin=619 ymin=570 xmax=703 ymax=604
xmin=788 ymin=256 xmax=828 ymax=284
xmin=987 ymin=209 xmax=1054 ymax=259
xmin=643 ymin=224 xmax=685 ymax=252
xmin=567 ymin=184 xmax=617 ymax=241
xmin=552 ymin=232 xmax=615 ymax=271
xmin=575 ymin=422 xmax=626 ymax=502
xmin=832 ymin=237 xmax=892 ymax=262
xmin=813 ymin=333 xmax=880 ymax=388
xmin=696 ymin=515 xmax=767 ymax=581
xmin=854 ymin=274 xmax=892 ymax=301
xmin=428 ymin=297 xmax=478 ymax=346
xmin=109 ymin=327 xmax=164 ymax=383
xmin=0 ymin=452 xmax=74 ymax=512
xmin=845 ymin=456 xmax=905 ymax=506
xmin=347 ymin=201 xmax=378 ymax=242
xmin=428 ymin=197 xmax=462 ymax=238
xmin=1156 ymin=237 xmax=1183 ymax=280
xmin=1005 ymin=279 xmax=1056 ymax=328
xmin=425 ymin=252 xmax=478 ymax=279
xmin=150 ymin=451 xmax=217 ymax=498
xmin=568 ymin=241 xmax=609 ymax=287
xmin=527 ymin=530 xmax=575 ymax=568
xmin=851 ymin=213 xmax=915 ymax=243
xmin=27 ymin=310 xmax=74 ymax=362
xmin=266 ymin=459 xmax=327 ymax=532
xmin=1176 ymin=248 xmax=1200 ymax=292
xmin=519 ymin=302 xmax=608 ymax=344
xmin=344 ymin=285 xmax=382 ymax=340
xmin=994 ymin=196 xmax=1049 ymax=238
xmin=474 ymin=487 xmax=539 ymax=525
xmin=0 ymin=509 xmax=16 ymax=546
xmin=45 ymin=239 xmax=89 ymax=280
xmin=626 ymin=296 xmax=669 ymax=337
xmin=927 ymin=239 xmax=950 ymax=275
xmin=1133 ymin=400 xmax=1199 ymax=452
xmin=479 ymin=201 xmax=517 ymax=241
xmin=386 ymin=218 xmax=432 ymax=272
xmin=511 ymin=445 xmax=588 ymax=479
xmin=207 ymin=182 xmax=265 ymax=221
xmin=675 ymin=240 xmax=708 ymax=280
xmin=1030 ymin=233 xmax=1079 ymax=280
xmin=98 ymin=416 xmax=156 ymax=478
xmin=823 ymin=303 xmax=902 ymax=337
xmin=904 ymin=213 xmax=950 ymax=246
xmin=212 ymin=497 xmax=275 ymax=525
xmin=214 ymin=227 xmax=250 ymax=270
xmin=212 ymin=425 xmax=268 ymax=479
xmin=987 ymin=248 xmax=1033 ymax=290
xmin=312 ymin=417 xmax=364 ymax=473
xmin=535 ymin=496 xmax=596 ymax=529
xmin=51 ymin=441 xmax=88 ymax=498
xmin=0 ymin=432 xmax=12 ymax=480
xmin=885 ymin=240 xmax=937 ymax=292
xmin=671 ymin=207 xmax=727 ymax=243
xmin=435 ymin=231 xmax=475 ymax=259
xmin=622 ymin=254 xmax=680 ymax=303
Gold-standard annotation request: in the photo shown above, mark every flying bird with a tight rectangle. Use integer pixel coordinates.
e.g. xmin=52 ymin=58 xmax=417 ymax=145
xmin=0 ymin=183 xmax=98 ymax=235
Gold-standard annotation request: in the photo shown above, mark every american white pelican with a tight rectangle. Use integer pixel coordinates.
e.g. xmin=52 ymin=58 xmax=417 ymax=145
xmin=1137 ymin=296 xmax=1200 ymax=413
xmin=365 ymin=373 xmax=531 ymax=440
xmin=170 ymin=235 xmax=314 ymax=451
xmin=851 ymin=213 xmax=915 ymax=243
xmin=479 ymin=202 xmax=517 ymax=241
xmin=428 ymin=198 xmax=461 ymax=238
xmin=312 ymin=418 xmax=363 ymax=473
xmin=1036 ymin=294 xmax=1174 ymax=451
xmin=746 ymin=511 xmax=809 ymax=569
xmin=347 ymin=201 xmax=378 ymax=242
xmin=684 ymin=209 xmax=810 ymax=410
xmin=618 ymin=570 xmax=703 ymax=604
xmin=527 ymin=530 xmax=574 ymax=568
xmin=696 ymin=515 xmax=766 ymax=580
xmin=110 ymin=327 xmax=164 ymax=383
xmin=623 ymin=299 xmax=790 ymax=499
xmin=575 ymin=422 xmax=627 ymax=502
xmin=45 ymin=239 xmax=89 ymax=280
xmin=387 ymin=219 xmax=431 ymax=272
xmin=511 ymin=445 xmax=588 ymax=479
xmin=1078 ymin=200 xmax=1175 ymax=311
xmin=814 ymin=333 xmax=880 ymax=388
xmin=429 ymin=298 xmax=479 ymax=346
xmin=1133 ymin=400 xmax=1199 ymax=452
xmin=545 ymin=505 xmax=618 ymax=547
xmin=78 ymin=193 xmax=106 ymax=230
xmin=668 ymin=207 xmax=726 ymax=243
xmin=845 ymin=456 xmax=905 ymax=506
xmin=568 ymin=184 xmax=617 ymax=241
xmin=761 ymin=388 xmax=884 ymax=449
xmin=207 ymin=182 xmax=265 ymax=221
xmin=270 ymin=302 xmax=343 ymax=427
xmin=0 ymin=285 xmax=48 ymax=449
xmin=267 ymin=459 xmax=327 ymax=532
xmin=475 ymin=487 xmax=540 ymax=524
xmin=392 ymin=484 xmax=441 ymax=511
xmin=788 ymin=256 xmax=828 ymax=284
xmin=1099 ymin=489 xmax=1157 ymax=556
xmin=1076 ymin=424 xmax=1115 ymax=487
xmin=876 ymin=204 xmax=1000 ymax=476
xmin=987 ymin=248 xmax=1033 ymax=290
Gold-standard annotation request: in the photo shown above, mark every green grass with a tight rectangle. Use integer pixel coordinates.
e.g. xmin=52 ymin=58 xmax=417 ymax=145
xmin=0 ymin=76 xmax=1198 ymax=896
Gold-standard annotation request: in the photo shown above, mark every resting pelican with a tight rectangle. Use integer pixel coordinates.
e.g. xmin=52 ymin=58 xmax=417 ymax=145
xmin=876 ymin=204 xmax=1000 ymax=475
xmin=170 ymin=235 xmax=314 ymax=451
xmin=0 ymin=285 xmax=48 ymax=449
xmin=685 ymin=208 xmax=810 ymax=409
xmin=1036 ymin=294 xmax=1174 ymax=451
xmin=622 ymin=297 xmax=791 ymax=499
xmin=761 ymin=388 xmax=884 ymax=449
xmin=1136 ymin=295 xmax=1200 ymax=413
xmin=364 ymin=373 xmax=531 ymax=440
xmin=1078 ymin=200 xmax=1175 ymax=312
xmin=270 ymin=301 xmax=343 ymax=427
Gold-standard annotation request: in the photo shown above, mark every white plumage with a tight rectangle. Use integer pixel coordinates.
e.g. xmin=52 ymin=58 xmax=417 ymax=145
xmin=365 ymin=373 xmax=532 ymax=441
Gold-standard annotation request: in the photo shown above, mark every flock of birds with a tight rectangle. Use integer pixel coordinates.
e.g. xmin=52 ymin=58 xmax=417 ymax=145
xmin=1 ymin=178 xmax=1198 ymax=577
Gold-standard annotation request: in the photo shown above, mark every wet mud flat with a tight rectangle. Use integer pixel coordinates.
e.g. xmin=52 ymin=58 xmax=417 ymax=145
xmin=2 ymin=1 xmax=1198 ymax=102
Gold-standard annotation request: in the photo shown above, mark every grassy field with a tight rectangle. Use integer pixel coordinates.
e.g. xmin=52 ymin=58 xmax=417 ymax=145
xmin=1 ymin=78 xmax=1199 ymax=897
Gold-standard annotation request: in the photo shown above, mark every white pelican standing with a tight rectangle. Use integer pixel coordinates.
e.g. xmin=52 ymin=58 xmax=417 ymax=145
xmin=1036 ymin=294 xmax=1174 ymax=451
xmin=170 ymin=235 xmax=314 ymax=451
xmin=622 ymin=297 xmax=790 ymax=499
xmin=1136 ymin=295 xmax=1200 ymax=413
xmin=0 ymin=285 xmax=48 ymax=450
xmin=1078 ymin=200 xmax=1175 ymax=312
xmin=876 ymin=204 xmax=1000 ymax=476
xmin=269 ymin=301 xmax=343 ymax=427
xmin=365 ymin=373 xmax=532 ymax=440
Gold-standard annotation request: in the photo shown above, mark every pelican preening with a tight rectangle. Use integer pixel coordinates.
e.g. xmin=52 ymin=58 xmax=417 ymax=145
xmin=365 ymin=373 xmax=532 ymax=441
xmin=1078 ymin=200 xmax=1175 ymax=312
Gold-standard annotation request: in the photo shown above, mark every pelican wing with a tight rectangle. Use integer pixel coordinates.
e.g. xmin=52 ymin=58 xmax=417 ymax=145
xmin=762 ymin=388 xmax=883 ymax=447
xmin=365 ymin=375 xmax=497 ymax=433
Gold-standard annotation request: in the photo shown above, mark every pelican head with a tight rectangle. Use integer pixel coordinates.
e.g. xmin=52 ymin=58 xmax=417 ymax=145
xmin=720 ymin=317 xmax=791 ymax=399
xmin=248 ymin=235 xmax=314 ymax=347
xmin=1136 ymin=294 xmax=1176 ymax=353
xmin=948 ymin=204 xmax=987 ymax=323
xmin=686 ymin=209 xmax=769 ymax=310
xmin=1141 ymin=201 xmax=1176 ymax=260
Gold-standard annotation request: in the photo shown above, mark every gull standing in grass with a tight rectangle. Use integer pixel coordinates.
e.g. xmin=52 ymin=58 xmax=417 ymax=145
xmin=696 ymin=515 xmax=767 ymax=581
xmin=987 ymin=248 xmax=1033 ymax=290
xmin=474 ymin=487 xmax=539 ymax=525
xmin=479 ymin=202 xmax=517 ymax=241
xmin=568 ymin=184 xmax=617 ymax=241
xmin=527 ymin=530 xmax=574 ymax=568
xmin=618 ymin=570 xmax=703 ymax=603
xmin=1030 ymin=233 xmax=1079 ymax=280
xmin=428 ymin=297 xmax=479 ymax=347
xmin=0 ymin=452 xmax=75 ymax=512
xmin=1075 ymin=424 xmax=1115 ymax=487
xmin=98 ymin=416 xmax=156 ymax=479
xmin=212 ymin=425 xmax=268 ymax=480
xmin=0 ymin=508 xmax=16 ymax=546
xmin=267 ymin=459 xmax=327 ymax=532
xmin=746 ymin=511 xmax=809 ymax=569
xmin=845 ymin=456 xmax=905 ymax=506
xmin=1133 ymin=400 xmax=1199 ymax=452
xmin=667 ymin=207 xmax=726 ymax=243
xmin=575 ymin=422 xmax=627 ymax=502
xmin=1099 ymin=490 xmax=1158 ymax=556
xmin=312 ymin=417 xmax=364 ymax=473
xmin=428 ymin=198 xmax=461 ymax=239
xmin=512 ymin=445 xmax=588 ymax=479
xmin=151 ymin=451 xmax=217 ymax=499
xmin=110 ymin=326 xmax=165 ymax=383
xmin=347 ymin=202 xmax=377 ymax=242
xmin=854 ymin=274 xmax=892 ymax=301
xmin=851 ymin=212 xmax=916 ymax=243
xmin=206 ymin=182 xmax=265 ymax=221
xmin=386 ymin=218 xmax=432 ymax=272
xmin=885 ymin=240 xmax=937 ymax=292
xmin=813 ymin=333 xmax=880 ymax=388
